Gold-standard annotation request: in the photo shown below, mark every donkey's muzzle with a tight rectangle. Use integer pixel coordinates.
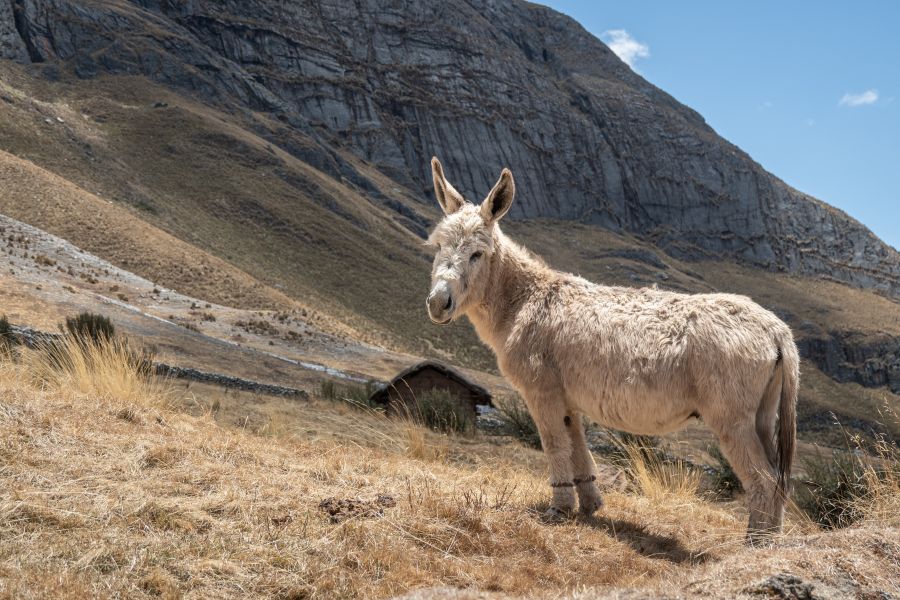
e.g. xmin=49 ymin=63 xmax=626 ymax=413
xmin=427 ymin=282 xmax=453 ymax=325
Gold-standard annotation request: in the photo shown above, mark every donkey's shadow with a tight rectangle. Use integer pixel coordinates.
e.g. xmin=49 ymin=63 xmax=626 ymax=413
xmin=581 ymin=514 xmax=708 ymax=565
xmin=529 ymin=502 xmax=708 ymax=565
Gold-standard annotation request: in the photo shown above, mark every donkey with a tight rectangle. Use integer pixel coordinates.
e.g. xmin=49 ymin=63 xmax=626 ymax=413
xmin=424 ymin=157 xmax=799 ymax=540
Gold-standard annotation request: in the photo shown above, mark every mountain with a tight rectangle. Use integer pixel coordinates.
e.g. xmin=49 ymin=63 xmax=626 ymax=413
xmin=3 ymin=0 xmax=898 ymax=296
xmin=0 ymin=0 xmax=898 ymax=440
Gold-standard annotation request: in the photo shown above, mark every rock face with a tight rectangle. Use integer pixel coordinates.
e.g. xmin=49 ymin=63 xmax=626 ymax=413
xmin=2 ymin=0 xmax=899 ymax=298
xmin=799 ymin=332 xmax=900 ymax=394
xmin=0 ymin=1 xmax=29 ymax=62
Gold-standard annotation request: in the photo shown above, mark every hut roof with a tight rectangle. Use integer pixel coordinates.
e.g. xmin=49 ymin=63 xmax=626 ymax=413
xmin=369 ymin=360 xmax=492 ymax=406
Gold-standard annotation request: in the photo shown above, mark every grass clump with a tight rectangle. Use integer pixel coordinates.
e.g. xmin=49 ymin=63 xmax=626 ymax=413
xmin=0 ymin=314 xmax=14 ymax=356
xmin=31 ymin=335 xmax=167 ymax=410
xmin=64 ymin=311 xmax=115 ymax=344
xmin=795 ymin=447 xmax=869 ymax=528
xmin=793 ymin=406 xmax=899 ymax=529
xmin=795 ymin=434 xmax=899 ymax=529
xmin=599 ymin=431 xmax=664 ymax=467
xmin=615 ymin=435 xmax=701 ymax=502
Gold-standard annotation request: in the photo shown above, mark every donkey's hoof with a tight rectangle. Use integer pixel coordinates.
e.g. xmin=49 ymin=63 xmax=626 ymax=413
xmin=541 ymin=506 xmax=573 ymax=523
xmin=745 ymin=529 xmax=777 ymax=547
xmin=578 ymin=495 xmax=604 ymax=516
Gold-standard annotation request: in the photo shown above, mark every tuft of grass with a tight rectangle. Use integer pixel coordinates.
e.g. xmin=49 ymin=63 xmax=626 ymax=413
xmin=598 ymin=431 xmax=665 ymax=467
xmin=795 ymin=447 xmax=870 ymax=529
xmin=28 ymin=335 xmax=168 ymax=410
xmin=795 ymin=432 xmax=899 ymax=529
xmin=619 ymin=436 xmax=702 ymax=502
xmin=64 ymin=311 xmax=115 ymax=344
xmin=0 ymin=314 xmax=14 ymax=357
xmin=417 ymin=388 xmax=474 ymax=434
xmin=402 ymin=421 xmax=449 ymax=462
xmin=394 ymin=388 xmax=475 ymax=435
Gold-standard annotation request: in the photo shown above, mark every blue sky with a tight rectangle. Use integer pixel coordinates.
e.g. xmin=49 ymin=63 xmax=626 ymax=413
xmin=541 ymin=1 xmax=899 ymax=250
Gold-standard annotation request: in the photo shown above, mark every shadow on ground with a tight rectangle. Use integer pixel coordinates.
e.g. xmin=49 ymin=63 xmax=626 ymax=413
xmin=582 ymin=515 xmax=708 ymax=565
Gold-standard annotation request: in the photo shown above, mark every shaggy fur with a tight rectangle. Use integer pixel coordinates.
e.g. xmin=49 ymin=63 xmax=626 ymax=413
xmin=425 ymin=157 xmax=800 ymax=540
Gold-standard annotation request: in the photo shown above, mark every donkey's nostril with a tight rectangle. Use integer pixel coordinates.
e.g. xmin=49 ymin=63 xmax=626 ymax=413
xmin=443 ymin=296 xmax=453 ymax=311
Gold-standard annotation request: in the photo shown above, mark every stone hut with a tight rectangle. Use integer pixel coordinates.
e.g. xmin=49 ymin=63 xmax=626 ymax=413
xmin=369 ymin=360 xmax=492 ymax=419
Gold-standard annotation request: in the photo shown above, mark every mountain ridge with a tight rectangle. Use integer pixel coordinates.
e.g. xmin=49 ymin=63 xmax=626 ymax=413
xmin=1 ymin=0 xmax=898 ymax=298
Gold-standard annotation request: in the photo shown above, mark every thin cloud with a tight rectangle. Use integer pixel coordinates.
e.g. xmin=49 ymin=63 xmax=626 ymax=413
xmin=839 ymin=89 xmax=878 ymax=107
xmin=601 ymin=29 xmax=649 ymax=71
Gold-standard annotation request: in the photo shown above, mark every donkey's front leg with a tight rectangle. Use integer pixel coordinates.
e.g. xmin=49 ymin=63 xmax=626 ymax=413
xmin=566 ymin=412 xmax=604 ymax=516
xmin=524 ymin=392 xmax=576 ymax=519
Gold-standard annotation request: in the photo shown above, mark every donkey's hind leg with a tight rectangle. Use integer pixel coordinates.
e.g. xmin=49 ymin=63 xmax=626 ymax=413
xmin=523 ymin=392 xmax=576 ymax=518
xmin=711 ymin=417 xmax=784 ymax=543
xmin=566 ymin=412 xmax=603 ymax=515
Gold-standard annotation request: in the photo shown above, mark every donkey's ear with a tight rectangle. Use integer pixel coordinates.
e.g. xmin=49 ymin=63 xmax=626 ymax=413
xmin=480 ymin=168 xmax=515 ymax=224
xmin=431 ymin=157 xmax=465 ymax=215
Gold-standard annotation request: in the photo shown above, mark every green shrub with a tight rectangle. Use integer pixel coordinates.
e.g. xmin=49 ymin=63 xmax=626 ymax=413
xmin=492 ymin=395 xmax=542 ymax=449
xmin=795 ymin=447 xmax=872 ymax=529
xmin=415 ymin=388 xmax=473 ymax=435
xmin=64 ymin=312 xmax=115 ymax=344
xmin=793 ymin=407 xmax=899 ymax=529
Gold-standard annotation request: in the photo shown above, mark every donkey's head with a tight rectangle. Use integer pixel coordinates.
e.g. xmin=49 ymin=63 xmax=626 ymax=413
xmin=425 ymin=157 xmax=515 ymax=324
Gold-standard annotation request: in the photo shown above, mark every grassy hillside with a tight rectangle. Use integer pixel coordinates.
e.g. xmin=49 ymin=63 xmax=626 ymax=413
xmin=1 ymin=60 xmax=899 ymax=443
xmin=0 ymin=341 xmax=897 ymax=599
xmin=0 ymin=62 xmax=492 ymax=365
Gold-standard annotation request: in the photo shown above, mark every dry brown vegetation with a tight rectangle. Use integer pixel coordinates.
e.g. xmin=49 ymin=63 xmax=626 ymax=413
xmin=1 ymin=342 xmax=897 ymax=599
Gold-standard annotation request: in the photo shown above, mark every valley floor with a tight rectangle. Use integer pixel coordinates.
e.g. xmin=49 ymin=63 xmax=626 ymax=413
xmin=0 ymin=349 xmax=897 ymax=599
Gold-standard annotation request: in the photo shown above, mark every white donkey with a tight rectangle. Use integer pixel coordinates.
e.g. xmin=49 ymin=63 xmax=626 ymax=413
xmin=425 ymin=157 xmax=799 ymax=540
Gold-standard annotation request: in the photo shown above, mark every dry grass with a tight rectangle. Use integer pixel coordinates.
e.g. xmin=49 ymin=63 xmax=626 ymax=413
xmin=620 ymin=439 xmax=702 ymax=503
xmin=849 ymin=406 xmax=900 ymax=527
xmin=0 ymin=346 xmax=897 ymax=598
xmin=26 ymin=336 xmax=169 ymax=411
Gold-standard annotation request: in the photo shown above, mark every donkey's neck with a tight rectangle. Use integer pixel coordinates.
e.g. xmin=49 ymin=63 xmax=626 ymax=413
xmin=466 ymin=228 xmax=550 ymax=358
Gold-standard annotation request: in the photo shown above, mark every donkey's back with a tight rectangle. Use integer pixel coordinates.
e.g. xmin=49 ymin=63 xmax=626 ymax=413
xmin=504 ymin=277 xmax=794 ymax=436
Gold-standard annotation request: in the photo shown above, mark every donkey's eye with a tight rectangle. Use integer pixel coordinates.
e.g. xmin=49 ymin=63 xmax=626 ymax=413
xmin=470 ymin=251 xmax=483 ymax=262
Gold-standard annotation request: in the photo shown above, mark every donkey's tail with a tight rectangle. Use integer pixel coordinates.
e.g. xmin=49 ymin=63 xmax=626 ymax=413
xmin=775 ymin=337 xmax=799 ymax=500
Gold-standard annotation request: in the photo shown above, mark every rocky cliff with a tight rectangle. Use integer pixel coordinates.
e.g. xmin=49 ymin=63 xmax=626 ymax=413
xmin=2 ymin=0 xmax=899 ymax=299
xmin=799 ymin=332 xmax=900 ymax=395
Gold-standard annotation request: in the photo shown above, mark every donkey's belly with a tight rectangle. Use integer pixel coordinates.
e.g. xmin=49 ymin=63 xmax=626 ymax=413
xmin=570 ymin=385 xmax=698 ymax=436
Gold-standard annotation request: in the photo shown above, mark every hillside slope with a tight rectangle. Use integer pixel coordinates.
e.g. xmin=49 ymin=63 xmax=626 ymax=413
xmin=0 ymin=349 xmax=897 ymax=599
xmin=1 ymin=0 xmax=898 ymax=297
